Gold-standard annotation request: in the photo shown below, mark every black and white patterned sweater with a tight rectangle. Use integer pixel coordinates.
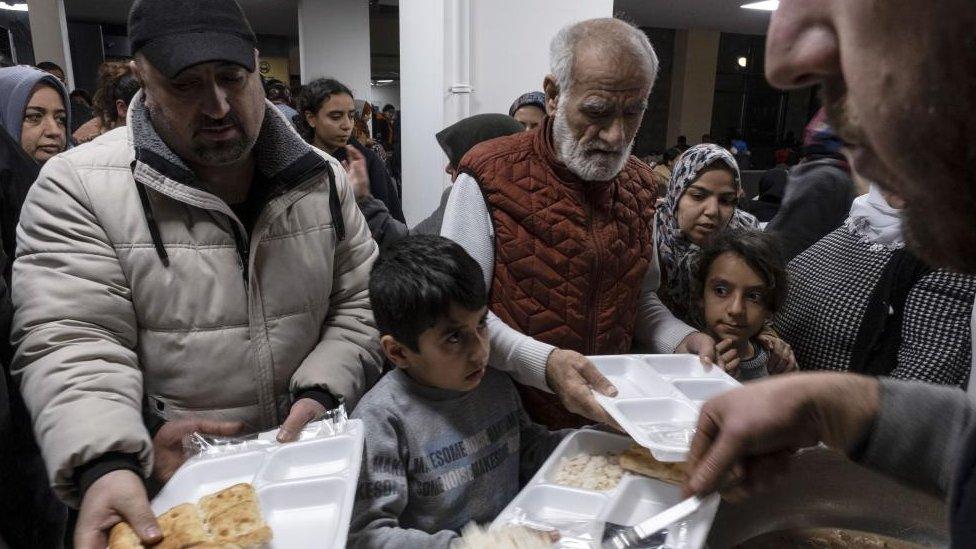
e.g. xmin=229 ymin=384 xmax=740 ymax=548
xmin=774 ymin=223 xmax=975 ymax=387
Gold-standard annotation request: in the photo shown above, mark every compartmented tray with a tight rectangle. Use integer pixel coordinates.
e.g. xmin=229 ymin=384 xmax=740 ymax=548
xmin=591 ymin=354 xmax=740 ymax=462
xmin=491 ymin=429 xmax=721 ymax=548
xmin=151 ymin=418 xmax=364 ymax=549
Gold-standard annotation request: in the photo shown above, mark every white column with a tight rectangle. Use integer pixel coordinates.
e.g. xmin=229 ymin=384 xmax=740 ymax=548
xmin=666 ymin=29 xmax=720 ymax=148
xmin=26 ymin=0 xmax=74 ymax=89
xmin=297 ymin=0 xmax=371 ymax=99
xmin=399 ymin=0 xmax=613 ymax=224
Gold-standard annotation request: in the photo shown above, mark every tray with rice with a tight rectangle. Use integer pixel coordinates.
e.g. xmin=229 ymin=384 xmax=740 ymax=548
xmin=111 ymin=415 xmax=364 ymax=549
xmin=491 ymin=429 xmax=721 ymax=548
xmin=491 ymin=355 xmax=737 ymax=548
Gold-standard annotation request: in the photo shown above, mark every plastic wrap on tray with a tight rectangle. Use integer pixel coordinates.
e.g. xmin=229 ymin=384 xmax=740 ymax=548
xmin=183 ymin=404 xmax=348 ymax=459
xmin=500 ymin=505 xmax=697 ymax=548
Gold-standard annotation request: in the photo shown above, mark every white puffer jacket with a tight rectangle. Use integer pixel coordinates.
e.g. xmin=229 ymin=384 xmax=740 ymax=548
xmin=11 ymin=93 xmax=382 ymax=504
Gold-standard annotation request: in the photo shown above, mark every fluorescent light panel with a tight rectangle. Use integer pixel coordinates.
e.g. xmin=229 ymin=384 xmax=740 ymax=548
xmin=0 ymin=2 xmax=27 ymax=11
xmin=741 ymin=0 xmax=778 ymax=11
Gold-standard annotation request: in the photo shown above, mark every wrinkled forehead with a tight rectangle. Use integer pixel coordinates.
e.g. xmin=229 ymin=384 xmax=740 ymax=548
xmin=567 ymin=44 xmax=653 ymax=96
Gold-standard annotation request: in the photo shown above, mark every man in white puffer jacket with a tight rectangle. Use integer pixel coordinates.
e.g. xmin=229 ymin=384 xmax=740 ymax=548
xmin=9 ymin=1 xmax=382 ymax=547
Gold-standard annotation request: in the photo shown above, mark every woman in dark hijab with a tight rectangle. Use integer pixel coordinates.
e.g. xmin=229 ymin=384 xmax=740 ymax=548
xmin=355 ymin=113 xmax=524 ymax=247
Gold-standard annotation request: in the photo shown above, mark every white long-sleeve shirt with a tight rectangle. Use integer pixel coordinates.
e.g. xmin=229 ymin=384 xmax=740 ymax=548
xmin=440 ymin=173 xmax=696 ymax=392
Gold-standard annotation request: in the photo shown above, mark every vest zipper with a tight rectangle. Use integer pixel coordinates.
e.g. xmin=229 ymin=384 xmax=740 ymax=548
xmin=585 ymin=201 xmax=602 ymax=355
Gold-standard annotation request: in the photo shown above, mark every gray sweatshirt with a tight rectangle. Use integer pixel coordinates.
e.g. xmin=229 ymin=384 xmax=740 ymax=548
xmin=855 ymin=378 xmax=976 ymax=545
xmin=348 ymin=368 xmax=570 ymax=548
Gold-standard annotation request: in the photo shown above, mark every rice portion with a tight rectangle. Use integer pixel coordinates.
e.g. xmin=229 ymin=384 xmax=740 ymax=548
xmin=551 ymin=453 xmax=624 ymax=491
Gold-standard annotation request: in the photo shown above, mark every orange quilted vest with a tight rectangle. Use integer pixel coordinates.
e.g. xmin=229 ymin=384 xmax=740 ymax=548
xmin=458 ymin=117 xmax=660 ymax=428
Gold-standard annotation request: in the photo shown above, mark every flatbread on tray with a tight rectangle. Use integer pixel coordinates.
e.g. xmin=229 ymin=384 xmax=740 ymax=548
xmin=619 ymin=444 xmax=688 ymax=485
xmin=107 ymin=483 xmax=270 ymax=549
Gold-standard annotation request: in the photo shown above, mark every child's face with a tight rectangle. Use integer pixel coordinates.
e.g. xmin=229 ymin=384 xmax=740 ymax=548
xmin=702 ymin=252 xmax=770 ymax=345
xmin=382 ymin=304 xmax=490 ymax=392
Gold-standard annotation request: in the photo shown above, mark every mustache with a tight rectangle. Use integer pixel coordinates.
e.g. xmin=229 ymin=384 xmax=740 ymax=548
xmin=194 ymin=113 xmax=243 ymax=132
xmin=820 ymin=81 xmax=868 ymax=147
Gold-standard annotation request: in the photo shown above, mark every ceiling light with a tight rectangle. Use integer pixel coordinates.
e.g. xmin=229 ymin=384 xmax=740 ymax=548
xmin=0 ymin=2 xmax=28 ymax=11
xmin=737 ymin=56 xmax=748 ymax=68
xmin=740 ymin=1 xmax=778 ymax=11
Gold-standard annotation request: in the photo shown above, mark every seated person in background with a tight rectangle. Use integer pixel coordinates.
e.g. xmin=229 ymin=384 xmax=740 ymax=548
xmin=766 ymin=108 xmax=857 ymax=261
xmin=775 ymin=184 xmax=975 ymax=386
xmin=693 ymin=229 xmax=789 ymax=381
xmin=508 ymin=91 xmax=547 ymax=132
xmin=349 ymin=235 xmax=570 ymax=548
xmin=296 ymin=77 xmax=405 ymax=223
xmin=651 ymin=146 xmax=680 ymax=195
xmin=349 ymin=113 xmax=524 ymax=247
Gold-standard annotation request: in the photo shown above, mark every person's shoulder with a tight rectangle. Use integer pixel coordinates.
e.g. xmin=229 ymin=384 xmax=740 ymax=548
xmin=351 ymin=371 xmax=407 ymax=420
xmin=458 ymin=131 xmax=533 ymax=171
xmin=59 ymin=125 xmax=133 ymax=171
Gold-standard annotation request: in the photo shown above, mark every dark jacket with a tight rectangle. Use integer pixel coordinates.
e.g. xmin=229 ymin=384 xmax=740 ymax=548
xmin=357 ymin=186 xmax=450 ymax=248
xmin=766 ymin=157 xmax=855 ymax=260
xmin=333 ymin=137 xmax=405 ymax=223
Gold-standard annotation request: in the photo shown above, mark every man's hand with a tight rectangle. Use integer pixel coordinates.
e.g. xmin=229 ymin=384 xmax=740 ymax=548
xmin=153 ymin=419 xmax=244 ymax=483
xmin=74 ymin=469 xmax=160 ymax=549
xmin=277 ymin=398 xmax=327 ymax=443
xmin=676 ymin=331 xmax=737 ymax=369
xmin=342 ymin=145 xmax=371 ymax=200
xmin=684 ymin=373 xmax=881 ymax=498
xmin=545 ymin=349 xmax=618 ymax=424
xmin=757 ymin=333 xmax=797 ymax=374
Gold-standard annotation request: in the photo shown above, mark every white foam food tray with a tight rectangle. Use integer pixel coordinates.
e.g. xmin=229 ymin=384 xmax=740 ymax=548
xmin=491 ymin=429 xmax=721 ymax=548
xmin=150 ymin=418 xmax=364 ymax=549
xmin=591 ymin=354 xmax=741 ymax=462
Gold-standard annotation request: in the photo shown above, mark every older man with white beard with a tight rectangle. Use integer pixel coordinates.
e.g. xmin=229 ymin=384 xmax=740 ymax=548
xmin=440 ymin=18 xmax=720 ymax=429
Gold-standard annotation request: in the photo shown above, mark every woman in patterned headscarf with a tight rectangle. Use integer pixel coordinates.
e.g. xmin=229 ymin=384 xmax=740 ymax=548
xmin=655 ymin=144 xmax=758 ymax=321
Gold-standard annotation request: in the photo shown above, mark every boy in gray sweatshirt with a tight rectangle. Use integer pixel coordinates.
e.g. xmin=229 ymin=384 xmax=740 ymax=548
xmin=348 ymin=235 xmax=570 ymax=548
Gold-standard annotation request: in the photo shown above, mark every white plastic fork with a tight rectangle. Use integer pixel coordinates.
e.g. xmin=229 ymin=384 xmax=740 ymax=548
xmin=601 ymin=493 xmax=717 ymax=549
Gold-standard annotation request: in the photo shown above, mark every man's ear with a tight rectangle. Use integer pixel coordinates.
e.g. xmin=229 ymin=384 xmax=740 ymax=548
xmin=380 ymin=335 xmax=411 ymax=369
xmin=305 ymin=111 xmax=317 ymax=129
xmin=543 ymin=75 xmax=559 ymax=115
xmin=129 ymin=58 xmax=145 ymax=87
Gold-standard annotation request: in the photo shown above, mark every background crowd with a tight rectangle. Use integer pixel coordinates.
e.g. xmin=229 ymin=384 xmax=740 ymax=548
xmin=0 ymin=0 xmax=973 ymax=547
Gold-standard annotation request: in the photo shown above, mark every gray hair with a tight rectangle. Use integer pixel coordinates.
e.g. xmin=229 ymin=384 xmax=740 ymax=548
xmin=549 ymin=18 xmax=659 ymax=96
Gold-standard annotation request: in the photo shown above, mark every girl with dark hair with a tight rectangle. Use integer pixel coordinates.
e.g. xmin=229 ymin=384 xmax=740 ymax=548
xmin=693 ymin=229 xmax=790 ymax=381
xmin=73 ymin=60 xmax=141 ymax=144
xmin=296 ymin=78 xmax=405 ymax=224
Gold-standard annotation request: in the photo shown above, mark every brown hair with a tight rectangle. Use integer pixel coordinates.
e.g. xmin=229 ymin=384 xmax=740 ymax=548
xmin=92 ymin=60 xmax=140 ymax=129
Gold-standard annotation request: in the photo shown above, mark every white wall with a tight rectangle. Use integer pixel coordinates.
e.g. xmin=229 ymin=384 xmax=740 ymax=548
xmin=369 ymin=83 xmax=400 ymax=110
xmin=468 ymin=0 xmax=612 ymax=116
xmin=27 ymin=0 xmax=74 ymax=89
xmin=298 ymin=0 xmax=371 ymax=99
xmin=399 ymin=0 xmax=613 ymax=224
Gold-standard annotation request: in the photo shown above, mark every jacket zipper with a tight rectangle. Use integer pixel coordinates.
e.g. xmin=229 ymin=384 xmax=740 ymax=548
xmin=229 ymin=220 xmax=249 ymax=289
xmin=585 ymin=199 xmax=602 ymax=355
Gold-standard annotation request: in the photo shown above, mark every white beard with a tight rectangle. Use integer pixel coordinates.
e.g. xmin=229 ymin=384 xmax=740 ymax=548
xmin=553 ymin=105 xmax=632 ymax=181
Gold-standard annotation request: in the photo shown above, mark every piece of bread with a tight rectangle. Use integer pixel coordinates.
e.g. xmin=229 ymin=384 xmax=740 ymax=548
xmin=107 ymin=483 xmax=269 ymax=549
xmin=202 ymin=486 xmax=271 ymax=548
xmin=198 ymin=483 xmax=258 ymax=519
xmin=107 ymin=521 xmax=142 ymax=549
xmin=619 ymin=444 xmax=688 ymax=485
xmin=154 ymin=503 xmax=211 ymax=549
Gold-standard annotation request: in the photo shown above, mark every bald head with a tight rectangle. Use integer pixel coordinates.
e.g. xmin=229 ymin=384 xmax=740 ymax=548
xmin=549 ymin=18 xmax=658 ymax=96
